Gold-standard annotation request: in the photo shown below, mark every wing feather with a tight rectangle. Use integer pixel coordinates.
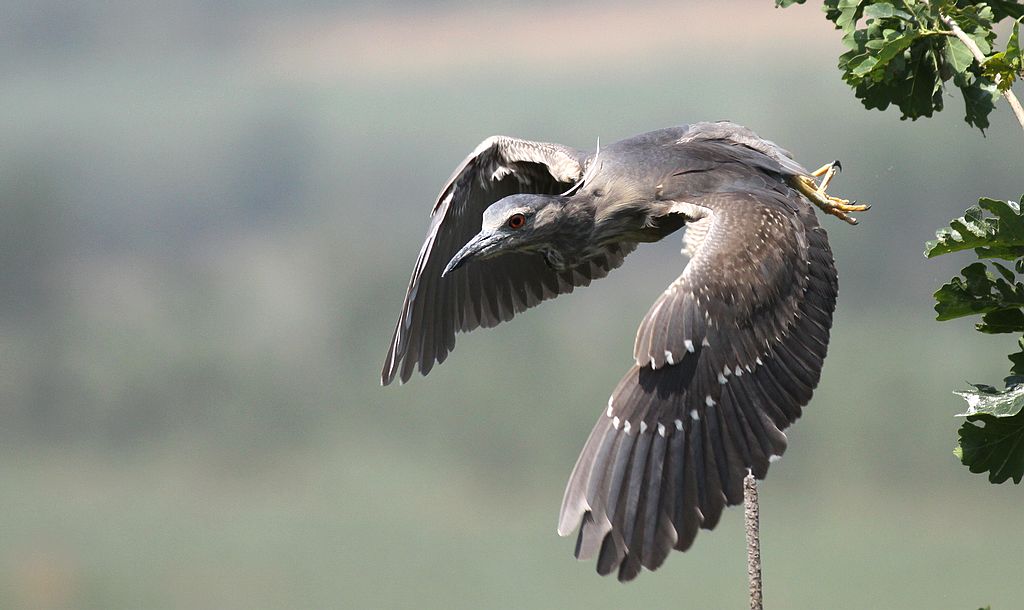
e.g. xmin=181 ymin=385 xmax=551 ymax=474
xmin=559 ymin=187 xmax=837 ymax=580
xmin=382 ymin=137 xmax=638 ymax=385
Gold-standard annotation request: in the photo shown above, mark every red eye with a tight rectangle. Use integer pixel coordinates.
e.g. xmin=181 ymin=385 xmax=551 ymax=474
xmin=507 ymin=213 xmax=526 ymax=229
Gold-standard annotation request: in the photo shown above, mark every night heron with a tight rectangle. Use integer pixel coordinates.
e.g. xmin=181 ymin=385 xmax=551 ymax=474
xmin=381 ymin=121 xmax=866 ymax=581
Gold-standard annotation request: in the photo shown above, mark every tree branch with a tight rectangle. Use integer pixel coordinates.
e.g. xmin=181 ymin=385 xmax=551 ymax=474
xmin=941 ymin=13 xmax=1024 ymax=133
xmin=744 ymin=473 xmax=763 ymax=610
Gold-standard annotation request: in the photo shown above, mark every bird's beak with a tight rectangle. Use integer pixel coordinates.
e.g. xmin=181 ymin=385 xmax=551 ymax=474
xmin=442 ymin=230 xmax=503 ymax=276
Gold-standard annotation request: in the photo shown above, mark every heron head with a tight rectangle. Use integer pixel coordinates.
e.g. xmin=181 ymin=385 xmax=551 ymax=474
xmin=442 ymin=194 xmax=567 ymax=276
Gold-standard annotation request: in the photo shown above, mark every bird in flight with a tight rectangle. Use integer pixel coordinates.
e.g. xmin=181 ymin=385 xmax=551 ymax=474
xmin=381 ymin=121 xmax=867 ymax=581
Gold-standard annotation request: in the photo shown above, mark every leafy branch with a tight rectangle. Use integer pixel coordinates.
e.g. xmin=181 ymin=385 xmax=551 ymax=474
xmin=926 ymin=196 xmax=1024 ymax=484
xmin=776 ymin=0 xmax=1023 ymax=131
xmin=777 ymin=0 xmax=1024 ymax=484
xmin=942 ymin=12 xmax=1024 ymax=129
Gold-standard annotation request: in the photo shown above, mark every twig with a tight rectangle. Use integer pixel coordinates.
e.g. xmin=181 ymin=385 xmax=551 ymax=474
xmin=744 ymin=472 xmax=763 ymax=610
xmin=941 ymin=13 xmax=1024 ymax=133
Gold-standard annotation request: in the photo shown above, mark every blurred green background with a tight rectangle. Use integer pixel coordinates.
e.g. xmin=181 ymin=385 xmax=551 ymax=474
xmin=2 ymin=1 xmax=1023 ymax=608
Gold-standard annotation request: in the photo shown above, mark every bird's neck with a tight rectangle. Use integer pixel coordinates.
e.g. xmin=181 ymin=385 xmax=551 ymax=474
xmin=535 ymin=198 xmax=599 ymax=271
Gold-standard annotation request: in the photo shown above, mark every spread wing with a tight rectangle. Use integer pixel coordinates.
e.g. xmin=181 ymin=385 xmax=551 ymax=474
xmin=382 ymin=136 xmax=636 ymax=385
xmin=557 ymin=187 xmax=837 ymax=581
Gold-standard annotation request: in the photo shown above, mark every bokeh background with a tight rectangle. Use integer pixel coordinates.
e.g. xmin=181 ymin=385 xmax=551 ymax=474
xmin=2 ymin=1 xmax=1023 ymax=608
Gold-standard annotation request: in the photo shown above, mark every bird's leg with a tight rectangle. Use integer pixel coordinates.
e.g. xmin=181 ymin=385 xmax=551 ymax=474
xmin=792 ymin=160 xmax=870 ymax=226
xmin=809 ymin=161 xmax=839 ymax=191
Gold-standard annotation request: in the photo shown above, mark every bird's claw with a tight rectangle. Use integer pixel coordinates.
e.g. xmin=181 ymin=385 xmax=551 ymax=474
xmin=794 ymin=161 xmax=869 ymax=226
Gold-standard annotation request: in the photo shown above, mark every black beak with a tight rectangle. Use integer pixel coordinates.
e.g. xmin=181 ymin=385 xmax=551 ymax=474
xmin=442 ymin=230 xmax=502 ymax=277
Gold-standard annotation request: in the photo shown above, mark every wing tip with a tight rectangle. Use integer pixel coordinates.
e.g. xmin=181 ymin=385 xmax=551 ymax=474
xmin=380 ymin=359 xmax=414 ymax=387
xmin=557 ymin=494 xmax=589 ymax=537
xmin=380 ymin=367 xmax=393 ymax=387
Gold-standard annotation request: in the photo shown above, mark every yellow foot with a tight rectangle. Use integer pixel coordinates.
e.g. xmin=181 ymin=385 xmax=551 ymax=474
xmin=793 ymin=160 xmax=870 ymax=225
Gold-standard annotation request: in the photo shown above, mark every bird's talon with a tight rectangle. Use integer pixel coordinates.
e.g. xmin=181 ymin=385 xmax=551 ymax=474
xmin=793 ymin=163 xmax=869 ymax=225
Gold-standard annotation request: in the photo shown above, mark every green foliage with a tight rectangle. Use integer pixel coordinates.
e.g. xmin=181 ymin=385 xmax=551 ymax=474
xmin=955 ymin=402 xmax=1024 ymax=484
xmin=780 ymin=2 xmax=1024 ymax=492
xmin=779 ymin=2 xmax=1024 ymax=490
xmin=983 ymin=18 xmax=1023 ymax=91
xmin=988 ymin=0 xmax=1024 ymax=21
xmin=932 ymin=261 xmax=1024 ymax=328
xmin=927 ymin=198 xmax=1024 ymax=333
xmin=929 ymin=196 xmax=1024 ymax=483
xmin=925 ymin=197 xmax=1024 ymax=260
xmin=775 ymin=0 xmax=1022 ymax=130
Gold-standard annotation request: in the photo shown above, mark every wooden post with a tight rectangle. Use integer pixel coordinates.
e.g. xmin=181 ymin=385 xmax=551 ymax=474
xmin=744 ymin=472 xmax=763 ymax=610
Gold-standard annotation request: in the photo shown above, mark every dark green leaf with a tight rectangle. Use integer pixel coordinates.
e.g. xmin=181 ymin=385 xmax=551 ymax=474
xmin=875 ymin=32 xmax=918 ymax=68
xmin=861 ymin=2 xmax=911 ymax=20
xmin=932 ymin=261 xmax=1024 ymax=323
xmin=977 ymin=198 xmax=1024 ymax=257
xmin=933 ymin=263 xmax=994 ymax=320
xmin=990 ymin=0 xmax=1024 ymax=21
xmin=926 ymin=197 xmax=1024 ymax=259
xmin=944 ymin=38 xmax=975 ymax=73
xmin=957 ymin=71 xmax=1000 ymax=130
xmin=979 ymin=308 xmax=1024 ymax=333
xmin=956 ymin=409 xmax=1024 ymax=484
xmin=992 ymin=261 xmax=1016 ymax=282
xmin=1009 ymin=17 xmax=1022 ymax=59
xmin=847 ymin=37 xmax=946 ymax=120
xmin=926 ymin=206 xmax=990 ymax=257
xmin=836 ymin=5 xmax=860 ymax=32
xmin=945 ymin=3 xmax=997 ymax=55
xmin=983 ymin=18 xmax=1023 ymax=92
xmin=954 ymin=380 xmax=1024 ymax=484
xmin=862 ymin=2 xmax=892 ymax=19
xmin=822 ymin=0 xmax=842 ymax=22
xmin=1009 ymin=337 xmax=1024 ymax=376
xmin=930 ymin=197 xmax=1024 ymax=332
xmin=933 ymin=260 xmax=1024 ymax=329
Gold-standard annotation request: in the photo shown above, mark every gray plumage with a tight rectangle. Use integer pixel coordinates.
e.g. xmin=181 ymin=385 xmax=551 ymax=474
xmin=381 ymin=121 xmax=839 ymax=581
